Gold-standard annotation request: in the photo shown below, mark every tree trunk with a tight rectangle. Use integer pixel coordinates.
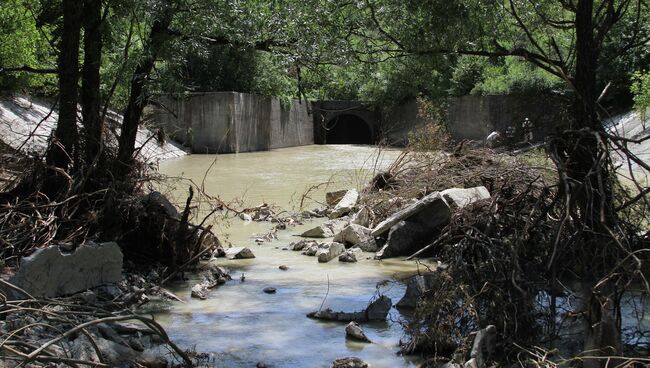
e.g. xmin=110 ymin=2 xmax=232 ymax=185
xmin=46 ymin=0 xmax=82 ymax=171
xmin=115 ymin=4 xmax=175 ymax=180
xmin=570 ymin=1 xmax=621 ymax=365
xmin=81 ymin=0 xmax=103 ymax=170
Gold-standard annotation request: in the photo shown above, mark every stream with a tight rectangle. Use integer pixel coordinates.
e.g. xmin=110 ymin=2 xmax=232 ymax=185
xmin=153 ymin=145 xmax=428 ymax=367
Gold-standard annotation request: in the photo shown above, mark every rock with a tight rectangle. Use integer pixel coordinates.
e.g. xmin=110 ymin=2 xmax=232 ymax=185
xmin=375 ymin=220 xmax=432 ymax=259
xmin=300 ymin=217 xmax=349 ymax=238
xmin=334 ymin=224 xmax=374 ymax=248
xmin=396 ymin=273 xmax=437 ymax=308
xmin=141 ymin=191 xmax=179 ymax=219
xmin=331 ymin=357 xmax=369 ymax=368
xmin=191 ymin=283 xmax=209 ymax=299
xmin=328 ymin=189 xmax=359 ymax=219
xmin=3 ymin=242 xmax=122 ymax=299
xmin=308 ymin=295 xmax=392 ymax=322
xmin=441 ymin=362 xmax=463 ymax=368
xmin=111 ymin=322 xmax=154 ymax=335
xmin=71 ymin=335 xmax=139 ymax=366
xmin=225 ymin=247 xmax=255 ymax=259
xmin=339 ymin=248 xmax=362 ymax=263
xmin=372 ymin=191 xmax=450 ymax=237
xmin=441 ymin=186 xmax=490 ymax=209
xmin=302 ymin=244 xmax=320 ymax=256
xmin=464 ymin=358 xmax=479 ymax=368
xmin=365 ymin=295 xmax=392 ymax=320
xmin=137 ymin=356 xmax=169 ymax=368
xmin=485 ymin=131 xmax=503 ymax=148
xmin=345 ymin=322 xmax=371 ymax=342
xmin=374 ymin=192 xmax=452 ymax=259
xmin=317 ymin=242 xmax=346 ymax=263
xmin=190 ymin=265 xmax=231 ymax=299
xmin=290 ymin=239 xmax=319 ymax=251
xmin=279 ymin=265 xmax=289 ymax=270
xmin=263 ymin=287 xmax=277 ymax=294
xmin=326 ymin=190 xmax=348 ymax=206
xmin=239 ymin=212 xmax=253 ymax=221
xmin=470 ymin=325 xmax=497 ymax=368
xmin=350 ymin=206 xmax=371 ymax=227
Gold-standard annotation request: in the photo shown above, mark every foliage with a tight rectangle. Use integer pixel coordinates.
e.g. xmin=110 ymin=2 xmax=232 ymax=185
xmin=631 ymin=70 xmax=650 ymax=118
xmin=0 ymin=0 xmax=56 ymax=92
xmin=407 ymin=97 xmax=450 ymax=151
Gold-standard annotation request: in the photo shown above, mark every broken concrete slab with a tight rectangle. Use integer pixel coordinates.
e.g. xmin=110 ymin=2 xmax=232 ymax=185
xmin=4 ymin=242 xmax=122 ymax=299
xmin=441 ymin=186 xmax=490 ymax=209
xmin=300 ymin=217 xmax=349 ymax=238
xmin=317 ymin=242 xmax=346 ymax=263
xmin=371 ymin=192 xmax=450 ymax=237
xmin=328 ymin=189 xmax=359 ymax=219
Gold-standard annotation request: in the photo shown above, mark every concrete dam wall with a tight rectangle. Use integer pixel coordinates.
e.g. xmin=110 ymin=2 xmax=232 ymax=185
xmin=152 ymin=92 xmax=567 ymax=153
xmin=153 ymin=92 xmax=313 ymax=153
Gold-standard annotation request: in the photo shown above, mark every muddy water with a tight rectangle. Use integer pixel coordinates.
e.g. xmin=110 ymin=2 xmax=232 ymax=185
xmin=156 ymin=145 xmax=427 ymax=367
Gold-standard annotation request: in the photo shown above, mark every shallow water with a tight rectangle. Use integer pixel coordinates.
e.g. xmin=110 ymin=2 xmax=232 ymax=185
xmin=156 ymin=145 xmax=427 ymax=367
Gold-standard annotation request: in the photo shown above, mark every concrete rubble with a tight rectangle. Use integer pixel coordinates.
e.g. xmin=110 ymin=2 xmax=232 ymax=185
xmin=3 ymin=242 xmax=123 ymax=299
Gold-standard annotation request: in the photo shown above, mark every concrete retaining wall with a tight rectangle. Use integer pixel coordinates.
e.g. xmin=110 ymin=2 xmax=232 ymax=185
xmin=381 ymin=94 xmax=568 ymax=144
xmin=446 ymin=94 xmax=567 ymax=142
xmin=270 ymin=99 xmax=313 ymax=149
xmin=153 ymin=92 xmax=313 ymax=153
xmin=153 ymin=92 xmax=568 ymax=152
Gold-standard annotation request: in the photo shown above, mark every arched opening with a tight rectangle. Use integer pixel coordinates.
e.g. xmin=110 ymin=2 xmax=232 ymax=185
xmin=325 ymin=114 xmax=373 ymax=144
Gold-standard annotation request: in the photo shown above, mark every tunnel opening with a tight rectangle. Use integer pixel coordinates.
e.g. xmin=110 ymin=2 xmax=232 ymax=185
xmin=325 ymin=114 xmax=373 ymax=144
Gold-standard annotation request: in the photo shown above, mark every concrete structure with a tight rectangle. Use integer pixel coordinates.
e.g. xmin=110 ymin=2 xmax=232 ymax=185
xmin=311 ymin=101 xmax=379 ymax=144
xmin=446 ymin=94 xmax=565 ymax=142
xmin=3 ymin=242 xmax=123 ymax=299
xmin=0 ymin=95 xmax=186 ymax=163
xmin=153 ymin=92 xmax=313 ymax=153
xmin=152 ymin=92 xmax=569 ymax=153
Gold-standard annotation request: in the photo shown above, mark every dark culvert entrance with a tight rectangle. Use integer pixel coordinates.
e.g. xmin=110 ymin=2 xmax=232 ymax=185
xmin=324 ymin=114 xmax=373 ymax=144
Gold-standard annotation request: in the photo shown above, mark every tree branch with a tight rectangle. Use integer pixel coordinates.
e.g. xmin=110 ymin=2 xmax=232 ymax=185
xmin=0 ymin=65 xmax=57 ymax=74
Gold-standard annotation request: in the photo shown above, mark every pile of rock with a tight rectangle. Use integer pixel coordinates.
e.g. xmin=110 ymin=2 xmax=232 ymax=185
xmin=297 ymin=186 xmax=491 ymax=261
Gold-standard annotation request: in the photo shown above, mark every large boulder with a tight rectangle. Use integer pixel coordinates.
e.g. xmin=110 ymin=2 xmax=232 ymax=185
xmin=441 ymin=186 xmax=490 ymax=209
xmin=300 ymin=217 xmax=349 ymax=238
xmin=371 ymin=192 xmax=450 ymax=237
xmin=316 ymin=242 xmax=346 ymax=263
xmin=4 ymin=242 xmax=122 ymax=299
xmin=373 ymin=192 xmax=452 ymax=259
xmin=328 ymin=190 xmax=359 ymax=219
xmin=397 ymin=272 xmax=437 ymax=308
xmin=333 ymin=224 xmax=376 ymax=251
xmin=225 ymin=247 xmax=255 ymax=259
